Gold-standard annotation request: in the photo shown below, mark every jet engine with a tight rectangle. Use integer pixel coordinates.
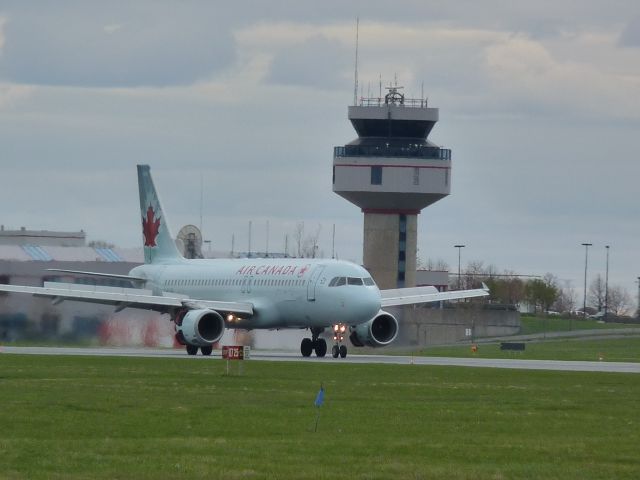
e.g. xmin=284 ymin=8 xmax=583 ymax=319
xmin=349 ymin=310 xmax=398 ymax=347
xmin=176 ymin=309 xmax=225 ymax=346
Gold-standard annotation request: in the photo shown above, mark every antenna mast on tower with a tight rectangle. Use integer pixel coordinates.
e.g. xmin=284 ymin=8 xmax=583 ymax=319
xmin=353 ymin=17 xmax=359 ymax=106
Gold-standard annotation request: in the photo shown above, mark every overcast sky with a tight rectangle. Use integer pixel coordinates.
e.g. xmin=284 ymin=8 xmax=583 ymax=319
xmin=0 ymin=1 xmax=638 ymax=307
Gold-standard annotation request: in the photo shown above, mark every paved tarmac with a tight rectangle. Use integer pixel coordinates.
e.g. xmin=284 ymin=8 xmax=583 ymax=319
xmin=3 ymin=346 xmax=639 ymax=373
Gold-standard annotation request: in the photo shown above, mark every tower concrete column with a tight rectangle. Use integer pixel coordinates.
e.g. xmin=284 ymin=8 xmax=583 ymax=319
xmin=363 ymin=213 xmax=417 ymax=289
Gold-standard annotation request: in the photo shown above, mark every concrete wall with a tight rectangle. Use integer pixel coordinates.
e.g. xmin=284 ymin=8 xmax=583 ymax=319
xmin=390 ymin=305 xmax=521 ymax=347
xmin=333 ymin=161 xmax=451 ymax=197
xmin=363 ymin=213 xmax=398 ymax=289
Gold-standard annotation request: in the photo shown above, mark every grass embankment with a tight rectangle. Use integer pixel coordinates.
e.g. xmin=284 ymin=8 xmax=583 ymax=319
xmin=1 ymin=355 xmax=639 ymax=479
xmin=418 ymin=337 xmax=640 ymax=362
xmin=519 ymin=315 xmax=633 ymax=335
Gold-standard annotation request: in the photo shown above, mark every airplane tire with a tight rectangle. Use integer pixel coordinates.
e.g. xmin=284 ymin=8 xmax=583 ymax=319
xmin=200 ymin=345 xmax=213 ymax=356
xmin=331 ymin=345 xmax=339 ymax=358
xmin=301 ymin=338 xmax=313 ymax=357
xmin=315 ymin=339 xmax=327 ymax=357
xmin=339 ymin=345 xmax=347 ymax=358
xmin=186 ymin=345 xmax=198 ymax=356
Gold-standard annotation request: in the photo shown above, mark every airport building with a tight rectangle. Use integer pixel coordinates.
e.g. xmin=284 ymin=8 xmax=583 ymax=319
xmin=0 ymin=227 xmax=146 ymax=341
xmin=333 ymin=87 xmax=451 ymax=289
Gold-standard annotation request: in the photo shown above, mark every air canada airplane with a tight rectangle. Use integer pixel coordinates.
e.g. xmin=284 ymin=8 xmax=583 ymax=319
xmin=0 ymin=165 xmax=488 ymax=358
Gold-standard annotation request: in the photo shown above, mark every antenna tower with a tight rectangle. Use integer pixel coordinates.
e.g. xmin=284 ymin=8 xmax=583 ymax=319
xmin=353 ymin=17 xmax=359 ymax=106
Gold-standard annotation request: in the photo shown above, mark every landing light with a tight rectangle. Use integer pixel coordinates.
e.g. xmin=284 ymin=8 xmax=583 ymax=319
xmin=332 ymin=323 xmax=347 ymax=342
xmin=227 ymin=314 xmax=235 ymax=322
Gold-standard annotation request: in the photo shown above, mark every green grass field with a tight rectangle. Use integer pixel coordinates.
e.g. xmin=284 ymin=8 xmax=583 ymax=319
xmin=1 ymin=354 xmax=639 ymax=479
xmin=519 ymin=316 xmax=634 ymax=335
xmin=417 ymin=337 xmax=640 ymax=362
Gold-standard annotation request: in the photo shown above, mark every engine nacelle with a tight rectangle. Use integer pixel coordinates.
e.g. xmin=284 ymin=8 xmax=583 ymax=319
xmin=349 ymin=310 xmax=398 ymax=347
xmin=176 ymin=309 xmax=225 ymax=347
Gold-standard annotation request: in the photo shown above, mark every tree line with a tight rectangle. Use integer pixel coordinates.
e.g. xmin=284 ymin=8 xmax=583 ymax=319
xmin=423 ymin=258 xmax=636 ymax=317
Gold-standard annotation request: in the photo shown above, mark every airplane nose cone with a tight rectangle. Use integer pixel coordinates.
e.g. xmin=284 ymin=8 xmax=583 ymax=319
xmin=353 ymin=288 xmax=381 ymax=322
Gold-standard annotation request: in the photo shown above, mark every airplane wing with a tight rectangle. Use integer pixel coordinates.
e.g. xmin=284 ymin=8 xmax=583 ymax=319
xmin=0 ymin=282 xmax=254 ymax=316
xmin=46 ymin=269 xmax=147 ymax=283
xmin=380 ymin=284 xmax=489 ymax=307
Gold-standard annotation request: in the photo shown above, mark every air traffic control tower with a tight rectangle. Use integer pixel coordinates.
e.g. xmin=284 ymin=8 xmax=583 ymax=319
xmin=333 ymin=87 xmax=452 ymax=289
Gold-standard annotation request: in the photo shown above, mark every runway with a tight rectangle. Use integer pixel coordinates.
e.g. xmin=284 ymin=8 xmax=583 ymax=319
xmin=3 ymin=346 xmax=639 ymax=373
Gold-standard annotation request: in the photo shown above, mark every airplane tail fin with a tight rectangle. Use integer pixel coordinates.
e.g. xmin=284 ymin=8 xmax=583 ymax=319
xmin=137 ymin=164 xmax=182 ymax=264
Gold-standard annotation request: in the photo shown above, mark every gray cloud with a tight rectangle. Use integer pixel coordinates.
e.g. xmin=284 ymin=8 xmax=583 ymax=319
xmin=619 ymin=16 xmax=640 ymax=47
xmin=0 ymin=4 xmax=236 ymax=87
xmin=266 ymin=34 xmax=352 ymax=90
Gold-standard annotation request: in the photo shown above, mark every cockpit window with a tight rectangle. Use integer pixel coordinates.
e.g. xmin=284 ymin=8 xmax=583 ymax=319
xmin=329 ymin=276 xmax=374 ymax=286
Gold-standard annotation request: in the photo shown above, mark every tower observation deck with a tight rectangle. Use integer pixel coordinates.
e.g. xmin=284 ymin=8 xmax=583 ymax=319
xmin=333 ymin=87 xmax=452 ymax=289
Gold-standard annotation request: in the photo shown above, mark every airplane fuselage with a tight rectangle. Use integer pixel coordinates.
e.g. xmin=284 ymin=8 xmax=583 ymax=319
xmin=130 ymin=257 xmax=382 ymax=330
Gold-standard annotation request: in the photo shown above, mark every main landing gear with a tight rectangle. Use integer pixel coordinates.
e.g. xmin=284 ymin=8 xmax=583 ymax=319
xmin=301 ymin=327 xmax=327 ymax=357
xmin=185 ymin=344 xmax=213 ymax=356
xmin=331 ymin=324 xmax=348 ymax=358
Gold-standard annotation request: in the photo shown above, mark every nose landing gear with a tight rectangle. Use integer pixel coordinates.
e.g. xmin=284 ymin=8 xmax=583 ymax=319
xmin=331 ymin=324 xmax=348 ymax=358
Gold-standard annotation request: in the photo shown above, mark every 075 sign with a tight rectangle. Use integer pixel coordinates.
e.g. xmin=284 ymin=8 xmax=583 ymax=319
xmin=222 ymin=345 xmax=250 ymax=360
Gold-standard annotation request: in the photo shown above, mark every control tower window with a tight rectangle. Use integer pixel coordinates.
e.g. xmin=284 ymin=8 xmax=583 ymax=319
xmin=371 ymin=166 xmax=382 ymax=185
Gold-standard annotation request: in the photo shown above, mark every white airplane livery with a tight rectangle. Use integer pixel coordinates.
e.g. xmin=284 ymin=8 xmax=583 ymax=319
xmin=0 ymin=165 xmax=489 ymax=358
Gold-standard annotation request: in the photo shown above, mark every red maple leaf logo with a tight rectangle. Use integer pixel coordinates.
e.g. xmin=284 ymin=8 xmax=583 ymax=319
xmin=142 ymin=206 xmax=161 ymax=247
xmin=298 ymin=264 xmax=311 ymax=277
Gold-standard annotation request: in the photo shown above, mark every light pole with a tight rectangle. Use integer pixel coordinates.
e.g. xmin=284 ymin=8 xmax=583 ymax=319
xmin=581 ymin=243 xmax=592 ymax=321
xmin=454 ymin=245 xmax=465 ymax=290
xmin=604 ymin=245 xmax=610 ymax=321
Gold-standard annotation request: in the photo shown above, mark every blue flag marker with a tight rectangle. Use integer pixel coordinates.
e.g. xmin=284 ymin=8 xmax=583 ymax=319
xmin=313 ymin=384 xmax=324 ymax=432
xmin=314 ymin=386 xmax=325 ymax=408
